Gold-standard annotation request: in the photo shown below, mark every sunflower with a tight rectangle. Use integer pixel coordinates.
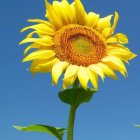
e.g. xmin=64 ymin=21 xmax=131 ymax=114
xmin=20 ymin=0 xmax=136 ymax=90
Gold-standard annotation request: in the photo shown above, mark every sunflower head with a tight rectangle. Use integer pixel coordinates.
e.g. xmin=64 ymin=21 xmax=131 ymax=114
xmin=20 ymin=0 xmax=137 ymax=90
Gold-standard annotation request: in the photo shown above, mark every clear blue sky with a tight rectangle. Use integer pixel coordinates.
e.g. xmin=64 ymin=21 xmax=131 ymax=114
xmin=0 ymin=0 xmax=140 ymax=140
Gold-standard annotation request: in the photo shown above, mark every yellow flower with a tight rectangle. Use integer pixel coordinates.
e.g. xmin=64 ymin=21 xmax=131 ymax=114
xmin=20 ymin=0 xmax=136 ymax=90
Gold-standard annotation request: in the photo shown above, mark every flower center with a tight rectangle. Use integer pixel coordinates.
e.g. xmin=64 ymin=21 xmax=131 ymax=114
xmin=54 ymin=25 xmax=106 ymax=66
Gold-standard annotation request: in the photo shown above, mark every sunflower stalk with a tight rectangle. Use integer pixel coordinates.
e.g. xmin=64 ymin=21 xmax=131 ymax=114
xmin=67 ymin=79 xmax=79 ymax=140
xmin=67 ymin=104 xmax=77 ymax=140
xmin=58 ymin=79 xmax=96 ymax=140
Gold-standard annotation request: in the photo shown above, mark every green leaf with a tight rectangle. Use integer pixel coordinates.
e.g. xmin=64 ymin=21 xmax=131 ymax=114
xmin=59 ymin=87 xmax=97 ymax=108
xmin=134 ymin=125 xmax=140 ymax=128
xmin=13 ymin=124 xmax=66 ymax=140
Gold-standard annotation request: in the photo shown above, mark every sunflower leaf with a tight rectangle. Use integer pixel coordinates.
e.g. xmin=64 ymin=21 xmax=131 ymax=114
xmin=134 ymin=125 xmax=140 ymax=128
xmin=13 ymin=124 xmax=66 ymax=140
xmin=58 ymin=87 xmax=97 ymax=108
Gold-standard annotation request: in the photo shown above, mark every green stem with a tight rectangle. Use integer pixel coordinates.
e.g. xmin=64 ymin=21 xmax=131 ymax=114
xmin=67 ymin=79 xmax=79 ymax=140
xmin=67 ymin=105 xmax=77 ymax=140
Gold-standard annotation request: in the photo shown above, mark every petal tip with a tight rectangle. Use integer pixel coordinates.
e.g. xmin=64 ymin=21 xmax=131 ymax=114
xmin=115 ymin=11 xmax=119 ymax=16
xmin=19 ymin=40 xmax=23 ymax=45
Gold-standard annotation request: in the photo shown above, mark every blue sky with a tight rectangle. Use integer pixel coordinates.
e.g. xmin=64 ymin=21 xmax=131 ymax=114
xmin=0 ymin=0 xmax=140 ymax=140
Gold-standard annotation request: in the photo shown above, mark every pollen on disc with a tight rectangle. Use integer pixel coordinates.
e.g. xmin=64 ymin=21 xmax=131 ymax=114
xmin=54 ymin=25 xmax=106 ymax=66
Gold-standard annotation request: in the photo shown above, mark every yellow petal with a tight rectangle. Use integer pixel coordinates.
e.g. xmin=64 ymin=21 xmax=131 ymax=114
xmin=96 ymin=15 xmax=113 ymax=32
xmin=102 ymin=56 xmax=127 ymax=75
xmin=97 ymin=63 xmax=118 ymax=80
xmin=52 ymin=61 xmax=69 ymax=84
xmin=89 ymin=64 xmax=105 ymax=81
xmin=74 ymin=0 xmax=86 ymax=25
xmin=61 ymin=0 xmax=75 ymax=23
xmin=52 ymin=1 xmax=68 ymax=25
xmin=24 ymin=43 xmax=41 ymax=55
xmin=19 ymin=37 xmax=54 ymax=46
xmin=52 ymin=0 xmax=75 ymax=25
xmin=87 ymin=68 xmax=98 ymax=89
xmin=107 ymin=48 xmax=137 ymax=62
xmin=26 ymin=31 xmax=38 ymax=38
xmin=120 ymin=71 xmax=127 ymax=77
xmin=107 ymin=33 xmax=128 ymax=44
xmin=102 ymin=12 xmax=119 ymax=38
xmin=70 ymin=2 xmax=76 ymax=23
xmin=30 ymin=58 xmax=59 ymax=73
xmin=86 ymin=12 xmax=99 ymax=28
xmin=62 ymin=0 xmax=76 ymax=24
xmin=110 ymin=12 xmax=119 ymax=35
xmin=45 ymin=0 xmax=63 ymax=30
xmin=78 ymin=67 xmax=89 ymax=90
xmin=102 ymin=27 xmax=112 ymax=38
xmin=27 ymin=19 xmax=53 ymax=28
xmin=24 ymin=43 xmax=53 ymax=56
xmin=21 ymin=24 xmax=55 ymax=36
xmin=107 ymin=44 xmax=130 ymax=51
xmin=63 ymin=65 xmax=79 ymax=89
xmin=23 ymin=50 xmax=55 ymax=62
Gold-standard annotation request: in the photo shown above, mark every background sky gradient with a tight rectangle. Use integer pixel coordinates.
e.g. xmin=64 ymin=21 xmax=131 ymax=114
xmin=0 ymin=0 xmax=140 ymax=140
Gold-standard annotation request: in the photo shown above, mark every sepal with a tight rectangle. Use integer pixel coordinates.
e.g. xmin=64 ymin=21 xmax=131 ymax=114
xmin=59 ymin=87 xmax=97 ymax=108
